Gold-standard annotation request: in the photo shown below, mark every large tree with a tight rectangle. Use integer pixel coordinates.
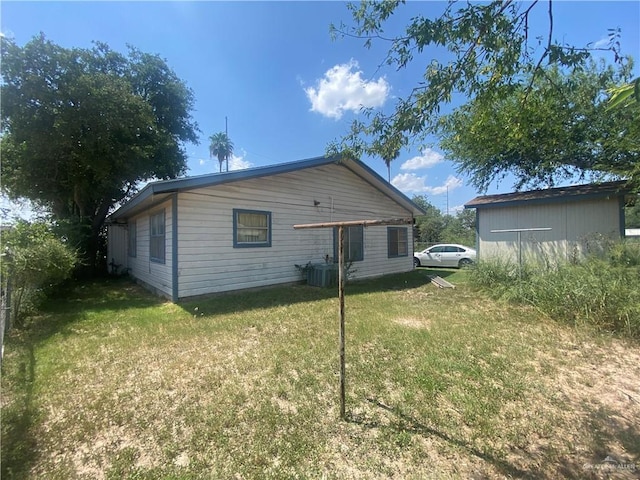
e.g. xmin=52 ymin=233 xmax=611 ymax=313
xmin=412 ymin=195 xmax=475 ymax=247
xmin=438 ymin=61 xmax=639 ymax=191
xmin=1 ymin=35 xmax=199 ymax=271
xmin=330 ymin=1 xmax=631 ymax=185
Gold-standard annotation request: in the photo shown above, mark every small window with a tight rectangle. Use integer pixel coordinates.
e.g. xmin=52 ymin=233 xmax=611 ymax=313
xmin=150 ymin=210 xmax=166 ymax=263
xmin=333 ymin=225 xmax=364 ymax=262
xmin=128 ymin=221 xmax=137 ymax=257
xmin=429 ymin=246 xmax=445 ymax=253
xmin=387 ymin=227 xmax=408 ymax=258
xmin=233 ymin=209 xmax=271 ymax=248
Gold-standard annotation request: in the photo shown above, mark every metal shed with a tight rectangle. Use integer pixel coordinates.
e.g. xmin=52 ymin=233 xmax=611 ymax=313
xmin=465 ymin=181 xmax=630 ymax=264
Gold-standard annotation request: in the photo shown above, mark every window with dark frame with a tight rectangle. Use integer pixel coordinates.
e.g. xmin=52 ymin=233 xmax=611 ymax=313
xmin=333 ymin=225 xmax=364 ymax=262
xmin=150 ymin=210 xmax=166 ymax=263
xmin=387 ymin=227 xmax=408 ymax=258
xmin=128 ymin=220 xmax=137 ymax=257
xmin=233 ymin=209 xmax=272 ymax=248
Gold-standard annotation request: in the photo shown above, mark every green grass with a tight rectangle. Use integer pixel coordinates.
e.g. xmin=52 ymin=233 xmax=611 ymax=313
xmin=2 ymin=272 xmax=639 ymax=479
xmin=469 ymin=254 xmax=640 ymax=338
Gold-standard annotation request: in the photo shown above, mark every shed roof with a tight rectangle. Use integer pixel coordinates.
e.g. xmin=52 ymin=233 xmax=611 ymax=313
xmin=465 ymin=180 xmax=629 ymax=210
xmin=109 ymin=155 xmax=425 ymax=220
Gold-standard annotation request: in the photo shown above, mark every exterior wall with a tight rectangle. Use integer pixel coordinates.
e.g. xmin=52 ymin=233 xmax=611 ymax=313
xmin=127 ymin=198 xmax=174 ymax=299
xmin=477 ymin=198 xmax=622 ymax=263
xmin=106 ymin=224 xmax=128 ymax=274
xmin=176 ymin=164 xmax=414 ymax=298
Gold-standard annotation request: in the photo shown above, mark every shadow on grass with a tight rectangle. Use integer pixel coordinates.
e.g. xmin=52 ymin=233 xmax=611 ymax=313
xmin=346 ymin=397 xmax=531 ymax=479
xmin=352 ymin=397 xmax=640 ymax=479
xmin=1 ymin=276 xmax=163 ymax=479
xmin=26 ymin=276 xmax=164 ymax=342
xmin=176 ymin=269 xmax=438 ymax=318
xmin=1 ymin=341 xmax=38 ymax=480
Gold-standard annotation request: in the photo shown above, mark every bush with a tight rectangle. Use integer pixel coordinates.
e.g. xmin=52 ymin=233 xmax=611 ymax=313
xmin=1 ymin=221 xmax=78 ymax=326
xmin=470 ymin=252 xmax=640 ymax=338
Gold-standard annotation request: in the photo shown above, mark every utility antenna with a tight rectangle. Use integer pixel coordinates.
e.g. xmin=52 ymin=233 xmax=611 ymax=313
xmin=225 ymin=116 xmax=229 ymax=172
xmin=446 ymin=186 xmax=449 ymax=216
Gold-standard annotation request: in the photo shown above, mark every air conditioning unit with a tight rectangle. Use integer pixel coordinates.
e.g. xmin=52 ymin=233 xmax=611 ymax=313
xmin=306 ymin=264 xmax=337 ymax=287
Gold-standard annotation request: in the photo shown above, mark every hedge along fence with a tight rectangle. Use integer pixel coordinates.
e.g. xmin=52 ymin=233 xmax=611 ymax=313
xmin=1 ymin=221 xmax=77 ymax=328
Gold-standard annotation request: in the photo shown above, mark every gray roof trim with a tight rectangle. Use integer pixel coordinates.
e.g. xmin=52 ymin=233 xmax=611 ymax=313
xmin=464 ymin=181 xmax=629 ymax=210
xmin=109 ymin=155 xmax=424 ymax=220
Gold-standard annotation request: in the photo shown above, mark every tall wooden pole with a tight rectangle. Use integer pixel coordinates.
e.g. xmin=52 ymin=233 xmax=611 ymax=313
xmin=292 ymin=217 xmax=414 ymax=421
xmin=338 ymin=225 xmax=346 ymax=420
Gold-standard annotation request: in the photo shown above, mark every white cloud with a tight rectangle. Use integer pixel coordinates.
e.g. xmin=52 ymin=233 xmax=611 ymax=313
xmin=305 ymin=59 xmax=390 ymax=120
xmin=392 ymin=173 xmax=463 ymax=195
xmin=228 ymin=154 xmax=253 ymax=171
xmin=400 ymin=148 xmax=444 ymax=171
xmin=198 ymin=158 xmax=207 ymax=166
xmin=592 ymin=36 xmax=610 ymax=49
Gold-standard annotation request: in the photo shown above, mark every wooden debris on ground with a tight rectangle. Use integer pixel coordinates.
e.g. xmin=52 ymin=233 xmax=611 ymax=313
xmin=428 ymin=275 xmax=455 ymax=289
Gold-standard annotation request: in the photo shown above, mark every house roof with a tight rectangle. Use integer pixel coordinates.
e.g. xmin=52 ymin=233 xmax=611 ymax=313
xmin=464 ymin=180 xmax=630 ymax=210
xmin=109 ymin=155 xmax=425 ymax=220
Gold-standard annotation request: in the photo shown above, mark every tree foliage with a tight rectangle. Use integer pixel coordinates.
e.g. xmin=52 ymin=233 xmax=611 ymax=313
xmin=438 ymin=61 xmax=639 ymax=191
xmin=330 ymin=1 xmax=629 ymax=184
xmin=412 ymin=195 xmax=475 ymax=247
xmin=209 ymin=132 xmax=234 ymax=173
xmin=1 ymin=221 xmax=77 ymax=325
xmin=0 ymin=34 xmax=199 ymax=271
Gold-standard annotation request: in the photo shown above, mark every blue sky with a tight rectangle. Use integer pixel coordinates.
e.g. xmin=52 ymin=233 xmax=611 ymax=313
xmin=1 ymin=1 xmax=639 ymax=218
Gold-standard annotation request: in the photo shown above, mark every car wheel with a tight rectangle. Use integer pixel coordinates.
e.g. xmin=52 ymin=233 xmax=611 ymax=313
xmin=458 ymin=258 xmax=473 ymax=268
xmin=414 ymin=257 xmax=421 ymax=268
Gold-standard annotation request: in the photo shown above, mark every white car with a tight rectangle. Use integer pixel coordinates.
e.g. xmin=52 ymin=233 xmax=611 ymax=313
xmin=414 ymin=244 xmax=476 ymax=268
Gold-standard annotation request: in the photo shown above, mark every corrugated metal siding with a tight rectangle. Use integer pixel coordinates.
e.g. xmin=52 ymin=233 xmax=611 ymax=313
xmin=177 ymin=164 xmax=414 ymax=298
xmin=106 ymin=224 xmax=128 ymax=274
xmin=478 ymin=198 xmax=621 ymax=263
xmin=127 ymin=199 xmax=174 ymax=299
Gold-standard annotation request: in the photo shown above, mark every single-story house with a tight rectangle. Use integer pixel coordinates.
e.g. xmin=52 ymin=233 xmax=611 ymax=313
xmin=464 ymin=181 xmax=630 ymax=264
xmin=107 ymin=155 xmax=424 ymax=301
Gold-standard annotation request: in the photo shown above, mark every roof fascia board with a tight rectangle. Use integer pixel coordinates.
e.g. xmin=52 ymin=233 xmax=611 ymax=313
xmin=465 ymin=185 xmax=628 ymax=210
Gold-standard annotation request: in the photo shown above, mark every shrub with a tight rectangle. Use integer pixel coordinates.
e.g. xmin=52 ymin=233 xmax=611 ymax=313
xmin=1 ymin=221 xmax=78 ymax=326
xmin=470 ymin=252 xmax=640 ymax=338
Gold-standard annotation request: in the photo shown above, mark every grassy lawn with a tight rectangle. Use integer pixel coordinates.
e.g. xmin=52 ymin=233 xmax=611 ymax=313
xmin=2 ymin=270 xmax=639 ymax=479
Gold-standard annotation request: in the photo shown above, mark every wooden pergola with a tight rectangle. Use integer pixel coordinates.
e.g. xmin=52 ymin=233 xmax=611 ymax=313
xmin=293 ymin=217 xmax=413 ymax=419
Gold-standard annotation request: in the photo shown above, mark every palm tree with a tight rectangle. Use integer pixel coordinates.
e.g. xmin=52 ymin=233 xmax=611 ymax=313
xmin=209 ymin=132 xmax=234 ymax=173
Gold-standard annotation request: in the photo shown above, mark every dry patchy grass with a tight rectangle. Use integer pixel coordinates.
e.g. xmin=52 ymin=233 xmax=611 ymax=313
xmin=1 ymin=272 xmax=639 ymax=479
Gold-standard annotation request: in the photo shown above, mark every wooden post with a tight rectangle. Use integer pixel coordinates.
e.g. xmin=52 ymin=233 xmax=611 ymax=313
xmin=338 ymin=225 xmax=346 ymax=420
xmin=292 ymin=217 xmax=413 ymax=421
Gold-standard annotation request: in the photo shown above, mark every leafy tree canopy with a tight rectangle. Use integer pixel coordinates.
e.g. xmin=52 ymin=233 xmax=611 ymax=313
xmin=412 ymin=195 xmax=475 ymax=247
xmin=329 ymin=1 xmax=633 ymax=189
xmin=1 ymin=34 xmax=199 ymax=270
xmin=438 ymin=61 xmax=639 ymax=191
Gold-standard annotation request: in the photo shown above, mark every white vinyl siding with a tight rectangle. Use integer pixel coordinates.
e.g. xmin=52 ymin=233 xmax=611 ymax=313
xmin=176 ymin=164 xmax=414 ymax=298
xmin=107 ymin=224 xmax=128 ymax=273
xmin=126 ymin=200 xmax=174 ymax=299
